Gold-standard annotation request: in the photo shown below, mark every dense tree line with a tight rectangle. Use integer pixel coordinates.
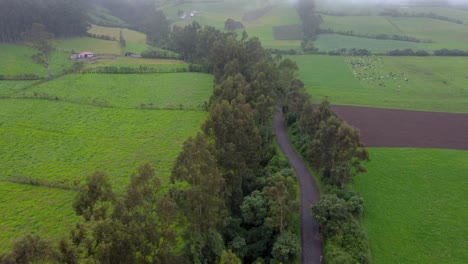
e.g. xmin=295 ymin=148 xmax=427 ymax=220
xmin=283 ymin=81 xmax=371 ymax=262
xmin=386 ymin=48 xmax=468 ymax=56
xmin=1 ymin=23 xmax=302 ymax=263
xmin=318 ymin=28 xmax=429 ymax=43
xmin=0 ymin=0 xmax=90 ymax=42
xmin=327 ymin=48 xmax=372 ymax=56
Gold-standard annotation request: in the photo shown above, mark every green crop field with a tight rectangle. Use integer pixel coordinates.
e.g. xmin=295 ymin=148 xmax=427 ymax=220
xmin=289 ymin=55 xmax=468 ymax=113
xmin=88 ymin=24 xmax=147 ymax=44
xmin=0 ymin=99 xmax=207 ymax=189
xmin=354 ymin=148 xmax=468 ymax=264
xmin=314 ymin=34 xmax=422 ymax=52
xmin=320 ymin=15 xmax=400 ymax=35
xmin=58 ymin=37 xmax=121 ymax=55
xmin=0 ymin=44 xmax=73 ymax=78
xmin=0 ymin=182 xmax=78 ymax=253
xmin=85 ymin=57 xmax=185 ymax=67
xmin=22 ymin=73 xmax=213 ymax=109
xmin=0 ymin=81 xmax=36 ymax=96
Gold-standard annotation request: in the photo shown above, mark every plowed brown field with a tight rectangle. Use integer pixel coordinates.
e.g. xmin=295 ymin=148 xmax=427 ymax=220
xmin=332 ymin=105 xmax=468 ymax=150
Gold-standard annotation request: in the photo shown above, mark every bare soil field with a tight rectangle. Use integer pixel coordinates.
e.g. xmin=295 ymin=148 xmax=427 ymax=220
xmin=332 ymin=105 xmax=468 ymax=150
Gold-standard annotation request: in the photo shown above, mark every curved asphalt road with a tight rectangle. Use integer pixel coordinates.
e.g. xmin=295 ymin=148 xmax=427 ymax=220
xmin=274 ymin=107 xmax=323 ymax=264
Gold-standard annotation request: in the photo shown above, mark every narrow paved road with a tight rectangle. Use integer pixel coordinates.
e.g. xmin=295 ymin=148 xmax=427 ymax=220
xmin=274 ymin=107 xmax=323 ymax=264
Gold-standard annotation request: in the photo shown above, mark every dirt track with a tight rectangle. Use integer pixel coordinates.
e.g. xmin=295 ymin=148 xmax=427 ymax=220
xmin=332 ymin=105 xmax=468 ymax=150
xmin=274 ymin=107 xmax=323 ymax=264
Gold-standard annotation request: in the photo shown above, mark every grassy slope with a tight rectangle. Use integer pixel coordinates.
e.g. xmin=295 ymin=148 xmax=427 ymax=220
xmin=320 ymin=15 xmax=400 ymax=35
xmin=354 ymin=148 xmax=468 ymax=264
xmin=0 ymin=99 xmax=207 ymax=189
xmin=23 ymin=73 xmax=213 ymax=110
xmin=88 ymin=25 xmax=146 ymax=43
xmin=289 ymin=55 xmax=468 ymax=113
xmin=0 ymin=182 xmax=78 ymax=253
xmin=58 ymin=37 xmax=121 ymax=55
xmin=389 ymin=17 xmax=468 ymax=50
xmin=0 ymin=44 xmax=73 ymax=77
xmin=396 ymin=6 xmax=468 ymax=24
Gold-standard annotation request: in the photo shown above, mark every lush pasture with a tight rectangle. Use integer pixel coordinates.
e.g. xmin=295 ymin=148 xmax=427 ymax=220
xmin=23 ymin=73 xmax=213 ymax=109
xmin=58 ymin=37 xmax=121 ymax=55
xmin=354 ymin=148 xmax=468 ymax=264
xmin=320 ymin=15 xmax=400 ymax=35
xmin=314 ymin=34 xmax=421 ymax=51
xmin=0 ymin=44 xmax=73 ymax=77
xmin=287 ymin=54 xmax=362 ymax=91
xmin=123 ymin=42 xmax=152 ymax=54
xmin=388 ymin=17 xmax=468 ymax=50
xmin=290 ymin=55 xmax=468 ymax=113
xmin=0 ymin=182 xmax=78 ymax=253
xmin=0 ymin=81 xmax=36 ymax=96
xmin=0 ymin=99 xmax=207 ymax=189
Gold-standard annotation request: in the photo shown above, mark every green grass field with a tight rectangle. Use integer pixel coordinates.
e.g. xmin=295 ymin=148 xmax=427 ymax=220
xmin=353 ymin=148 xmax=468 ymax=264
xmin=395 ymin=6 xmax=468 ymax=24
xmin=0 ymin=181 xmax=78 ymax=253
xmin=243 ymin=5 xmax=302 ymax=50
xmin=0 ymin=99 xmax=207 ymax=189
xmin=320 ymin=15 xmax=400 ymax=35
xmin=58 ymin=37 xmax=121 ymax=55
xmin=289 ymin=55 xmax=468 ymax=113
xmin=0 ymin=44 xmax=74 ymax=78
xmin=22 ymin=73 xmax=213 ymax=109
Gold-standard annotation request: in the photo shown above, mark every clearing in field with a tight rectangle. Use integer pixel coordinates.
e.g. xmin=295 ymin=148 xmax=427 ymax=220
xmin=290 ymin=55 xmax=468 ymax=113
xmin=22 ymin=73 xmax=213 ymax=110
xmin=353 ymin=148 xmax=468 ymax=264
xmin=0 ymin=182 xmax=78 ymax=253
xmin=0 ymin=99 xmax=207 ymax=189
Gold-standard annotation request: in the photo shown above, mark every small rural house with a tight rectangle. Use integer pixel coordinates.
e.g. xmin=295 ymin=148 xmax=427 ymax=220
xmin=78 ymin=51 xmax=94 ymax=58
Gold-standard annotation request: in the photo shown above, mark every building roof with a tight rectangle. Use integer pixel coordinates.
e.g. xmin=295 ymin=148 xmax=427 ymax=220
xmin=79 ymin=51 xmax=93 ymax=55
